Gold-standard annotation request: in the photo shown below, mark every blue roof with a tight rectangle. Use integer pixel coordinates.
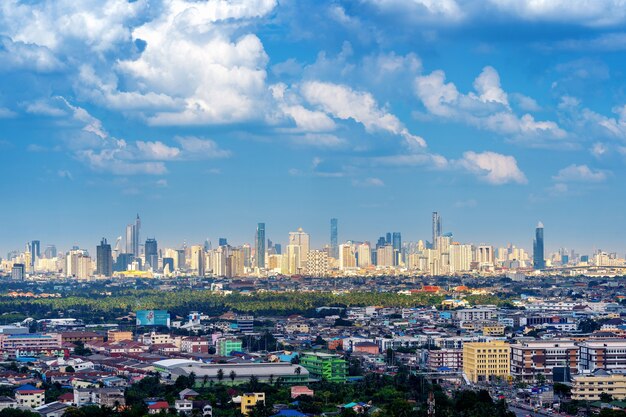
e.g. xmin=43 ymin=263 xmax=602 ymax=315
xmin=16 ymin=384 xmax=39 ymax=391
xmin=272 ymin=410 xmax=306 ymax=417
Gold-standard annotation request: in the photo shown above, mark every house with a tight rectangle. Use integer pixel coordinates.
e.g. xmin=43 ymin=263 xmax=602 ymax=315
xmin=148 ymin=401 xmax=170 ymax=414
xmin=15 ymin=384 xmax=45 ymax=408
xmin=0 ymin=396 xmax=17 ymax=410
xmin=57 ymin=393 xmax=74 ymax=404
xmin=175 ymin=400 xmax=193 ymax=415
xmin=290 ymin=386 xmax=314 ymax=399
xmin=35 ymin=401 xmax=70 ymax=417
xmin=179 ymin=388 xmax=200 ymax=400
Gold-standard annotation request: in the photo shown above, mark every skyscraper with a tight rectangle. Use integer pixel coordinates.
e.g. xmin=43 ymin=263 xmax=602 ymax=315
xmin=145 ymin=238 xmax=158 ymax=270
xmin=392 ymin=232 xmax=402 ymax=265
xmin=432 ymin=212 xmax=442 ymax=248
xmin=30 ymin=240 xmax=40 ymax=266
xmin=96 ymin=238 xmax=113 ymax=277
xmin=125 ymin=214 xmax=141 ymax=257
xmin=533 ymin=221 xmax=545 ymax=270
xmin=330 ymin=218 xmax=338 ymax=259
xmin=218 ymin=238 xmax=228 ymax=247
xmin=256 ymin=223 xmax=265 ymax=269
xmin=288 ymin=227 xmax=310 ymax=272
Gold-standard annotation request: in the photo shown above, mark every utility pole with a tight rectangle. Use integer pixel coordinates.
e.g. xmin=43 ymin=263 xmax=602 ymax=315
xmin=427 ymin=391 xmax=435 ymax=417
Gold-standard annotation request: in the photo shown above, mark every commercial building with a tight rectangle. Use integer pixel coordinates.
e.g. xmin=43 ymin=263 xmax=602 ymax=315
xmin=0 ymin=333 xmax=62 ymax=355
xmin=579 ymin=339 xmax=626 ymax=372
xmin=510 ymin=340 xmax=578 ymax=382
xmin=300 ymin=352 xmax=347 ymax=383
xmin=15 ymin=384 xmax=45 ymax=408
xmin=216 ymin=338 xmax=243 ymax=356
xmin=572 ymin=370 xmax=626 ymax=401
xmin=426 ymin=349 xmax=463 ymax=372
xmin=96 ymin=238 xmax=113 ymax=277
xmin=463 ymin=341 xmax=511 ymax=383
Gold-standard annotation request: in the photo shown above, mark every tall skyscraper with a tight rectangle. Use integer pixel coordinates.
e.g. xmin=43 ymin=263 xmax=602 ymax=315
xmin=432 ymin=212 xmax=442 ymax=248
xmin=145 ymin=238 xmax=158 ymax=270
xmin=256 ymin=223 xmax=265 ymax=269
xmin=30 ymin=240 xmax=40 ymax=266
xmin=44 ymin=244 xmax=57 ymax=259
xmin=392 ymin=232 xmax=402 ymax=265
xmin=125 ymin=214 xmax=141 ymax=257
xmin=288 ymin=228 xmax=310 ymax=272
xmin=218 ymin=238 xmax=228 ymax=247
xmin=533 ymin=221 xmax=545 ymax=270
xmin=96 ymin=238 xmax=113 ymax=277
xmin=330 ymin=218 xmax=338 ymax=259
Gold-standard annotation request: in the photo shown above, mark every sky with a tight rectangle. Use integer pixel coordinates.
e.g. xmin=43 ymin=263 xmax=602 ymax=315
xmin=1 ymin=0 xmax=626 ymax=256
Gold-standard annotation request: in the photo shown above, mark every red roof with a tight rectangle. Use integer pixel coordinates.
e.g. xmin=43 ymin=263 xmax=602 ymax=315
xmin=148 ymin=402 xmax=169 ymax=409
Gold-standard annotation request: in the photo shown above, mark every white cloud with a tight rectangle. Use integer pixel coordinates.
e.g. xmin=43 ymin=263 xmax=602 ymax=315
xmin=352 ymin=177 xmax=385 ymax=187
xmin=0 ymin=36 xmax=63 ymax=73
xmin=414 ymin=66 xmax=566 ymax=145
xmin=553 ymin=164 xmax=608 ymax=183
xmin=23 ymin=100 xmax=67 ymax=117
xmin=363 ymin=0 xmax=464 ymax=23
xmin=488 ymin=0 xmax=626 ymax=27
xmin=176 ymin=136 xmax=232 ymax=159
xmin=459 ymin=151 xmax=527 ymax=185
xmin=302 ymin=80 xmax=426 ymax=147
xmin=0 ymin=107 xmax=17 ymax=118
xmin=77 ymin=149 xmax=168 ymax=175
xmin=135 ymin=141 xmax=181 ymax=160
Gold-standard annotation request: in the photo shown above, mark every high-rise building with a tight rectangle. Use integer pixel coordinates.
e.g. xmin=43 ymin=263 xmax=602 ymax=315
xmin=306 ymin=250 xmax=329 ymax=277
xmin=392 ymin=232 xmax=401 ymax=264
xmin=432 ymin=212 xmax=442 ymax=248
xmin=11 ymin=264 xmax=25 ymax=280
xmin=96 ymin=238 xmax=113 ymax=277
xmin=533 ymin=221 xmax=545 ymax=270
xmin=330 ymin=218 xmax=338 ymax=259
xmin=125 ymin=214 xmax=141 ymax=257
xmin=288 ymin=228 xmax=310 ymax=270
xmin=357 ymin=243 xmax=372 ymax=268
xmin=30 ymin=240 xmax=40 ymax=266
xmin=339 ymin=243 xmax=356 ymax=270
xmin=44 ymin=244 xmax=57 ymax=259
xmin=114 ymin=253 xmax=134 ymax=272
xmin=145 ymin=238 xmax=158 ymax=270
xmin=218 ymin=238 xmax=228 ymax=247
xmin=256 ymin=223 xmax=265 ymax=269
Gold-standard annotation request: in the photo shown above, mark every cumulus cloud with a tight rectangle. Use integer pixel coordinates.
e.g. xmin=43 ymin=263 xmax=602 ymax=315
xmin=302 ymin=80 xmax=426 ymax=148
xmin=553 ymin=164 xmax=608 ymax=183
xmin=352 ymin=177 xmax=385 ymax=187
xmin=414 ymin=66 xmax=566 ymax=145
xmin=459 ymin=151 xmax=527 ymax=184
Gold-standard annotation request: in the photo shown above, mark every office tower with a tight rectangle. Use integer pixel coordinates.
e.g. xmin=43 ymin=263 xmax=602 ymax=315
xmin=162 ymin=257 xmax=174 ymax=272
xmin=256 ymin=223 xmax=266 ymax=269
xmin=274 ymin=243 xmax=282 ymax=255
xmin=242 ymin=243 xmax=251 ymax=268
xmin=145 ymin=238 xmax=158 ymax=270
xmin=376 ymin=236 xmax=386 ymax=248
xmin=432 ymin=212 xmax=442 ymax=248
xmin=376 ymin=245 xmax=395 ymax=267
xmin=385 ymin=232 xmax=391 ymax=245
xmin=125 ymin=214 xmax=141 ymax=257
xmin=288 ymin=228 xmax=310 ymax=270
xmin=218 ymin=238 xmax=228 ymax=247
xmin=392 ymin=232 xmax=401 ymax=264
xmin=30 ymin=240 xmax=40 ymax=266
xmin=176 ymin=249 xmax=186 ymax=270
xmin=533 ymin=221 xmax=545 ymax=270
xmin=44 ymin=245 xmax=57 ymax=259
xmin=96 ymin=238 xmax=113 ymax=277
xmin=330 ymin=218 xmax=338 ymax=259
xmin=11 ymin=264 xmax=25 ymax=280
xmin=203 ymin=239 xmax=211 ymax=251
xmin=114 ymin=253 xmax=134 ymax=272
xmin=191 ymin=245 xmax=205 ymax=276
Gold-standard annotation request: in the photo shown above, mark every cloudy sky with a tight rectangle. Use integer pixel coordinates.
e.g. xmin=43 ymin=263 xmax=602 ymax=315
xmin=1 ymin=0 xmax=626 ymax=255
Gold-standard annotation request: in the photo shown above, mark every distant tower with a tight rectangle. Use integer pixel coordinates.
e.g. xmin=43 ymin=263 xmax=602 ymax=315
xmin=330 ymin=218 xmax=338 ymax=259
xmin=96 ymin=238 xmax=113 ymax=277
xmin=533 ymin=222 xmax=545 ymax=270
xmin=392 ymin=232 xmax=402 ymax=265
xmin=134 ymin=214 xmax=141 ymax=257
xmin=30 ymin=240 xmax=40 ymax=267
xmin=125 ymin=214 xmax=141 ymax=258
xmin=432 ymin=212 xmax=442 ymax=248
xmin=145 ymin=238 xmax=158 ymax=270
xmin=256 ymin=223 xmax=266 ymax=269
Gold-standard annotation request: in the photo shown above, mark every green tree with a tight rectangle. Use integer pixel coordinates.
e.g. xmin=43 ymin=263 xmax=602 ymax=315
xmin=217 ymin=369 xmax=224 ymax=383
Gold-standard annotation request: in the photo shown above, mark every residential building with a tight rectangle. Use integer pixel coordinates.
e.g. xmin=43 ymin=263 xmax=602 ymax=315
xmin=579 ymin=339 xmax=626 ymax=372
xmin=217 ymin=338 xmax=242 ymax=356
xmin=572 ymin=371 xmax=626 ymax=401
xmin=241 ymin=393 xmax=265 ymax=416
xmin=510 ymin=340 xmax=579 ymax=382
xmin=15 ymin=384 xmax=45 ymax=408
xmin=300 ymin=352 xmax=347 ymax=383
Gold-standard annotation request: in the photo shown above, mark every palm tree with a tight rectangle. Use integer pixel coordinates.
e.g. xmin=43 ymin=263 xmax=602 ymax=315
xmin=294 ymin=366 xmax=301 ymax=375
xmin=217 ymin=368 xmax=224 ymax=383
xmin=229 ymin=370 xmax=237 ymax=384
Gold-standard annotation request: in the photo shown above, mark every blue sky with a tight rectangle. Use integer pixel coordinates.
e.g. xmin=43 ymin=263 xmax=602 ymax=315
xmin=1 ymin=0 xmax=626 ymax=256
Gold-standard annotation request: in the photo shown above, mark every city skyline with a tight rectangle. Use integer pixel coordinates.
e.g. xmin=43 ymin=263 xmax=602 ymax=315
xmin=1 ymin=1 xmax=626 ymax=256
xmin=5 ymin=212 xmax=625 ymax=261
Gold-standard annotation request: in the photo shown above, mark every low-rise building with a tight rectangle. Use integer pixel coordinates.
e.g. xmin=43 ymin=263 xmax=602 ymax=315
xmin=300 ymin=352 xmax=347 ymax=383
xmin=15 ymin=384 xmax=45 ymax=408
xmin=241 ymin=393 xmax=265 ymax=416
xmin=510 ymin=340 xmax=578 ymax=382
xmin=572 ymin=370 xmax=626 ymax=401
